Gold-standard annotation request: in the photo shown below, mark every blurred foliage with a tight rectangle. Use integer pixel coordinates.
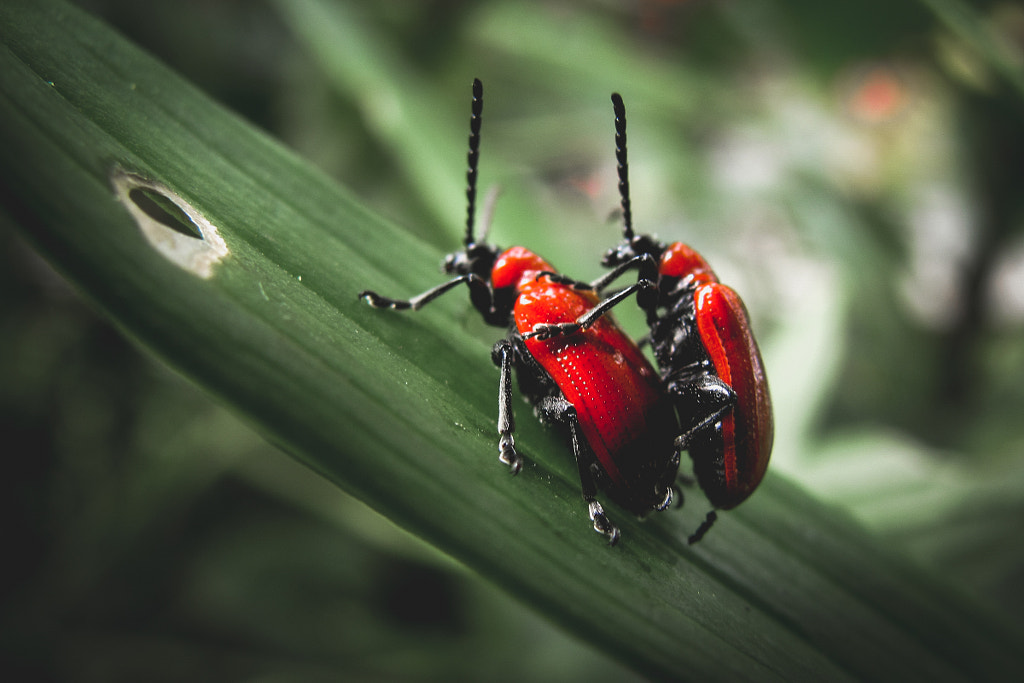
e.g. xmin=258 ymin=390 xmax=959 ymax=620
xmin=3 ymin=0 xmax=1024 ymax=680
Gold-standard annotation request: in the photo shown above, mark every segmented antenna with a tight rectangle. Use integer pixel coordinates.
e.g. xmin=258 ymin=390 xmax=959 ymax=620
xmin=464 ymin=78 xmax=484 ymax=247
xmin=610 ymin=93 xmax=633 ymax=240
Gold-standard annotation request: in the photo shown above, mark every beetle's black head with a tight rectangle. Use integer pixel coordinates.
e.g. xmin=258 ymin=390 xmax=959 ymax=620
xmin=601 ymin=233 xmax=666 ymax=268
xmin=443 ymin=241 xmax=500 ymax=280
xmin=444 ymin=239 xmax=515 ymax=325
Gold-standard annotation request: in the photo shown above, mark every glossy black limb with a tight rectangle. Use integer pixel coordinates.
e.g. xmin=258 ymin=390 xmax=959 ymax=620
xmin=668 ymin=481 xmax=686 ymax=508
xmin=688 ymin=510 xmax=718 ymax=545
xmin=588 ymin=499 xmax=620 ymax=545
xmin=654 ymin=450 xmax=682 ymax=512
xmin=536 ymin=395 xmax=620 ymax=545
xmin=524 ymin=278 xmax=657 ymax=341
xmin=492 ymin=339 xmax=522 ymax=474
xmin=591 ymin=253 xmax=660 ymax=321
xmin=668 ymin=374 xmax=737 ymax=451
xmin=359 ymin=273 xmax=492 ymax=312
xmin=534 ymin=271 xmax=592 ymax=290
xmin=589 ymin=253 xmax=659 ymax=293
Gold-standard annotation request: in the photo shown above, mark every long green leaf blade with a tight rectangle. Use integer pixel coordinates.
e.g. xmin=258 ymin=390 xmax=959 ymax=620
xmin=2 ymin=1 xmax=1022 ymax=680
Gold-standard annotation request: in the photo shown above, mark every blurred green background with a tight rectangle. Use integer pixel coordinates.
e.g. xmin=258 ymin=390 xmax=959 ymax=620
xmin=3 ymin=0 xmax=1024 ymax=680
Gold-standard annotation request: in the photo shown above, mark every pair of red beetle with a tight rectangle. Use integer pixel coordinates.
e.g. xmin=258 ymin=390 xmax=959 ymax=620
xmin=360 ymin=80 xmax=773 ymax=545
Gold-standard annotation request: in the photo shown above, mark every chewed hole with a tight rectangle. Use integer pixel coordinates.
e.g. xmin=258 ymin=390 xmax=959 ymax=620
xmin=112 ymin=169 xmax=228 ymax=278
xmin=128 ymin=187 xmax=202 ymax=239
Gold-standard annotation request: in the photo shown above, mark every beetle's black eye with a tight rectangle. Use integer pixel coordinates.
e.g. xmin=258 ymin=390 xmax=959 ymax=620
xmin=443 ymin=251 xmax=466 ymax=274
xmin=601 ymin=244 xmax=635 ymax=267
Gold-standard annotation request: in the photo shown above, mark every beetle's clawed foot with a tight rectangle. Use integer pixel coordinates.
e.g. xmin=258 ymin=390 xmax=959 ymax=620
xmin=499 ymin=433 xmax=522 ymax=475
xmin=589 ymin=500 xmax=620 ymax=545
xmin=669 ymin=483 xmax=685 ymax=509
xmin=359 ymin=290 xmax=410 ymax=310
xmin=655 ymin=486 xmax=674 ymax=512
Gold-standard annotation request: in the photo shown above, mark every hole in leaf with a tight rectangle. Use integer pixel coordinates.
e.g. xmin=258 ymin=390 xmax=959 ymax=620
xmin=128 ymin=187 xmax=203 ymax=239
xmin=112 ymin=169 xmax=229 ymax=278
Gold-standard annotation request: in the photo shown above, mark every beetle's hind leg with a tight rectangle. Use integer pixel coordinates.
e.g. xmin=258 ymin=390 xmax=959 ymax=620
xmin=535 ymin=395 xmax=620 ymax=545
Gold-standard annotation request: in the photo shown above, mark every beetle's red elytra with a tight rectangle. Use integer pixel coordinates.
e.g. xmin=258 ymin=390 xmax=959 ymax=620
xmin=690 ymin=278 xmax=772 ymax=510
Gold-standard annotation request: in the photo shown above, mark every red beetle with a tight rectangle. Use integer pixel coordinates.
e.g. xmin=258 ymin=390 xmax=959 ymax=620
xmin=531 ymin=93 xmax=773 ymax=543
xmin=360 ymin=80 xmax=680 ymax=544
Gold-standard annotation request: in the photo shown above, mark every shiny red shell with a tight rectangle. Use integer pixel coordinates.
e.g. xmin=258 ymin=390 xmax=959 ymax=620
xmin=692 ymin=282 xmax=773 ymax=508
xmin=493 ymin=247 xmax=676 ymax=508
xmin=662 ymin=245 xmax=773 ymax=510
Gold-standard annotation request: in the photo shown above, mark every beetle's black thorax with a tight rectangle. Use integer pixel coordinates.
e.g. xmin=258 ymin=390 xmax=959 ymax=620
xmin=649 ymin=280 xmax=715 ymax=386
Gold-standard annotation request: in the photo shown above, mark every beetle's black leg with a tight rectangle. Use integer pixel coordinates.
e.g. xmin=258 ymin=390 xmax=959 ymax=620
xmin=654 ymin=450 xmax=682 ymax=512
xmin=360 ymin=273 xmax=492 ymax=312
xmin=524 ymin=254 xmax=660 ymax=341
xmin=665 ymin=372 xmax=731 ymax=545
xmin=522 ymin=255 xmax=660 ymax=341
xmin=534 ymin=271 xmax=593 ymax=290
xmin=594 ymin=253 xmax=660 ymax=321
xmin=668 ymin=481 xmax=685 ymax=508
xmin=588 ymin=500 xmax=619 ymax=545
xmin=589 ymin=253 xmax=659 ymax=294
xmin=492 ymin=339 xmax=522 ymax=474
xmin=524 ymin=278 xmax=657 ymax=341
xmin=667 ymin=373 xmax=737 ymax=451
xmin=536 ymin=395 xmax=620 ymax=545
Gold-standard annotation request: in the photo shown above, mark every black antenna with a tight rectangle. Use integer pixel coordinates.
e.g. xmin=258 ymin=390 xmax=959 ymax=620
xmin=465 ymin=78 xmax=484 ymax=247
xmin=611 ymin=93 xmax=633 ymax=240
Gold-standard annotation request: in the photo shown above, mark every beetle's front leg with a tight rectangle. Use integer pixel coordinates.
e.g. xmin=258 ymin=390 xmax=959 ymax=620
xmin=592 ymin=253 xmax=660 ymax=319
xmin=360 ymin=273 xmax=493 ymax=313
xmin=492 ymin=339 xmax=522 ymax=474
xmin=524 ymin=279 xmax=657 ymax=341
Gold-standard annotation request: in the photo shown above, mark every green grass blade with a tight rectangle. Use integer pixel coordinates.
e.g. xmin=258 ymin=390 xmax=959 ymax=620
xmin=916 ymin=0 xmax=1024 ymax=100
xmin=2 ymin=1 xmax=1022 ymax=680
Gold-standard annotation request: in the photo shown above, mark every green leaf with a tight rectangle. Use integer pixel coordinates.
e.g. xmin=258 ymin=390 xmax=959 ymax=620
xmin=2 ymin=1 xmax=1022 ymax=680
